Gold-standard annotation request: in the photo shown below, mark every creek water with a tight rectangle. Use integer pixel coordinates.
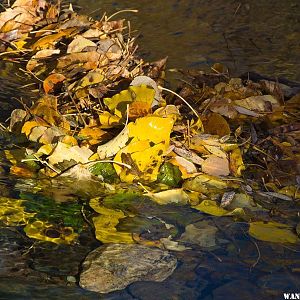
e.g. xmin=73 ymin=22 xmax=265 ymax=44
xmin=0 ymin=1 xmax=300 ymax=299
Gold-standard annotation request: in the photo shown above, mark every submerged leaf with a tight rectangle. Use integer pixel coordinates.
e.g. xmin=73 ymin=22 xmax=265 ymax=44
xmin=249 ymin=221 xmax=299 ymax=244
xmin=193 ymin=200 xmax=228 ymax=216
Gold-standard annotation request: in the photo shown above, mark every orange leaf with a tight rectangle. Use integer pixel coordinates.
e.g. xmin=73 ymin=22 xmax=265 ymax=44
xmin=10 ymin=165 xmax=36 ymax=178
xmin=43 ymin=73 xmax=65 ymax=94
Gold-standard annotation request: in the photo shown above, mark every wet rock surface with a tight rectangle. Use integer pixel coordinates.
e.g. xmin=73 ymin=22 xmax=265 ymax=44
xmin=79 ymin=243 xmax=177 ymax=293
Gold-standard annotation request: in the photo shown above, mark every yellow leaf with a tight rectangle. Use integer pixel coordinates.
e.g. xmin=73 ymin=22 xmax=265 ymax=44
xmin=193 ymin=200 xmax=228 ymax=216
xmin=148 ymin=189 xmax=189 ymax=205
xmin=249 ymin=221 xmax=299 ymax=244
xmin=78 ymin=126 xmax=106 ymax=145
xmin=229 ymin=148 xmax=245 ymax=176
xmin=32 ymin=28 xmax=77 ymax=50
xmin=75 ymin=71 xmax=104 ymax=89
xmin=37 ymin=144 xmax=54 ymax=156
xmin=21 ymin=120 xmax=49 ymax=137
xmin=204 ymin=113 xmax=231 ymax=137
xmin=98 ymin=111 xmax=121 ymax=127
xmin=114 ymin=140 xmax=166 ymax=182
xmin=104 ymin=85 xmax=155 ymax=117
xmin=128 ymin=116 xmax=174 ymax=145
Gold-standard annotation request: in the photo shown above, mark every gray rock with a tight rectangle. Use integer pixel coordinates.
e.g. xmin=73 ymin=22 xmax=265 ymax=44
xmin=79 ymin=243 xmax=177 ymax=293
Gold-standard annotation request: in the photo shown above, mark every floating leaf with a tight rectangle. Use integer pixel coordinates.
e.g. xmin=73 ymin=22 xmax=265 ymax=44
xmin=249 ymin=221 xmax=299 ymax=244
xmin=180 ymin=220 xmax=218 ymax=248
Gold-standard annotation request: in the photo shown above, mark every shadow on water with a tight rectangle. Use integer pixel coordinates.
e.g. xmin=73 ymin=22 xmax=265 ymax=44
xmin=0 ymin=0 xmax=300 ymax=299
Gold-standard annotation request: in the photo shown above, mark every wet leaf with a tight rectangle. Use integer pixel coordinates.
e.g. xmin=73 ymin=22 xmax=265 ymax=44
xmin=89 ymin=162 xmax=118 ymax=183
xmin=157 ymin=162 xmax=182 ymax=187
xmin=148 ymin=189 xmax=189 ymax=205
xmin=180 ymin=220 xmax=218 ymax=248
xmin=193 ymin=200 xmax=228 ymax=216
xmin=249 ymin=221 xmax=299 ymax=244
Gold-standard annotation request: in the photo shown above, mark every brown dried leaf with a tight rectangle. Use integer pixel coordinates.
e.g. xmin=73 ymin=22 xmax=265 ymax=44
xmin=201 ymin=155 xmax=230 ymax=177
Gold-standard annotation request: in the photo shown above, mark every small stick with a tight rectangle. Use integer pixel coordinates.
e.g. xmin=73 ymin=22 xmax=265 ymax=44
xmin=158 ymin=86 xmax=200 ymax=118
xmin=106 ymin=9 xmax=138 ymax=22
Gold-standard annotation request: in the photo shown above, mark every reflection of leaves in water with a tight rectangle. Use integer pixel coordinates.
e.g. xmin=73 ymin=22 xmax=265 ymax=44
xmin=24 ymin=220 xmax=78 ymax=245
xmin=20 ymin=192 xmax=84 ymax=230
xmin=0 ymin=196 xmax=35 ymax=226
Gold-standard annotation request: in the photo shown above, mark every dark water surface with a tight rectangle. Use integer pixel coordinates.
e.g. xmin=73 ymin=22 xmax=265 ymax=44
xmin=76 ymin=0 xmax=300 ymax=80
xmin=0 ymin=1 xmax=300 ymax=299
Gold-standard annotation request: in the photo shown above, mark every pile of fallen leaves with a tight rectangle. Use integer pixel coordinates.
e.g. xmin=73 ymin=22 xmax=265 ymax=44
xmin=0 ymin=0 xmax=300 ymax=247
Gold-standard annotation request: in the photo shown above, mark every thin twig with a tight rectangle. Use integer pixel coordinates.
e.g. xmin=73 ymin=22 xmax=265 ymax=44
xmin=106 ymin=9 xmax=138 ymax=22
xmin=158 ymin=86 xmax=200 ymax=118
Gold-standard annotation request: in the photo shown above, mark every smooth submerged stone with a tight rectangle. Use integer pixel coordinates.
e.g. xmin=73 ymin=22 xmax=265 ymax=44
xmin=79 ymin=243 xmax=177 ymax=293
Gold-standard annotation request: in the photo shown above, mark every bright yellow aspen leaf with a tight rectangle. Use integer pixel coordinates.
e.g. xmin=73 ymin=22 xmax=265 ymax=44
xmin=114 ymin=140 xmax=166 ymax=182
xmin=104 ymin=85 xmax=155 ymax=118
xmin=128 ymin=116 xmax=174 ymax=144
